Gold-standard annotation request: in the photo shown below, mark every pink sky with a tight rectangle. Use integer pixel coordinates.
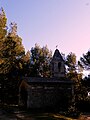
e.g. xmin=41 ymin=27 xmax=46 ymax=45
xmin=1 ymin=0 xmax=90 ymax=60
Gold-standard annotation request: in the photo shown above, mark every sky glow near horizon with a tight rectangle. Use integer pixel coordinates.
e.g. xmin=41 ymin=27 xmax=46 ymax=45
xmin=1 ymin=0 xmax=90 ymax=60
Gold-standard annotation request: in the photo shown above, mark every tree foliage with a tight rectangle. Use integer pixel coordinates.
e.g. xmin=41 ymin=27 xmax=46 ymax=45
xmin=0 ymin=8 xmax=25 ymax=104
xmin=65 ymin=52 xmax=87 ymax=111
xmin=0 ymin=22 xmax=25 ymax=74
xmin=0 ymin=8 xmax=7 ymax=68
xmin=0 ymin=7 xmax=7 ymax=39
xmin=21 ymin=50 xmax=31 ymax=76
xmin=30 ymin=44 xmax=52 ymax=77
xmin=66 ymin=52 xmax=77 ymax=73
xmin=80 ymin=50 xmax=90 ymax=70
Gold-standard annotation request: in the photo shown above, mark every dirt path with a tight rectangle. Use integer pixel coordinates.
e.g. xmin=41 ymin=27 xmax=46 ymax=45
xmin=0 ymin=110 xmax=77 ymax=120
xmin=1 ymin=107 xmax=90 ymax=120
xmin=78 ymin=114 xmax=90 ymax=120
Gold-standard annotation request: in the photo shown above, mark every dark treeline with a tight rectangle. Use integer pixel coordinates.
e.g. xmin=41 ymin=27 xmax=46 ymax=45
xmin=0 ymin=8 xmax=90 ymax=113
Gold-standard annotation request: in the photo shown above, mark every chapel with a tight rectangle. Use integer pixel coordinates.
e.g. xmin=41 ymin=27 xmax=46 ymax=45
xmin=19 ymin=49 xmax=73 ymax=110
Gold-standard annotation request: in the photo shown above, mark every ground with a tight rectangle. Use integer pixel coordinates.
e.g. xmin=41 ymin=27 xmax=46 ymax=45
xmin=0 ymin=111 xmax=77 ymax=120
xmin=0 ymin=106 xmax=90 ymax=120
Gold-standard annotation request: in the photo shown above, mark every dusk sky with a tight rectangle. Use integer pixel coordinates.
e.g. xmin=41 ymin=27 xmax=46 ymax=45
xmin=1 ymin=0 xmax=90 ymax=60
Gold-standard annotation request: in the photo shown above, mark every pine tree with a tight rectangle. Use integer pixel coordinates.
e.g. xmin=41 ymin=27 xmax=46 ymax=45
xmin=0 ymin=22 xmax=25 ymax=74
xmin=30 ymin=44 xmax=52 ymax=77
xmin=0 ymin=8 xmax=25 ymax=104
xmin=80 ymin=50 xmax=90 ymax=70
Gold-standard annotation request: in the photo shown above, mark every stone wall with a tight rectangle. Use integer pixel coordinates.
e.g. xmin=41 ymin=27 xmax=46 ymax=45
xmin=23 ymin=83 xmax=73 ymax=110
xmin=19 ymin=77 xmax=74 ymax=110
